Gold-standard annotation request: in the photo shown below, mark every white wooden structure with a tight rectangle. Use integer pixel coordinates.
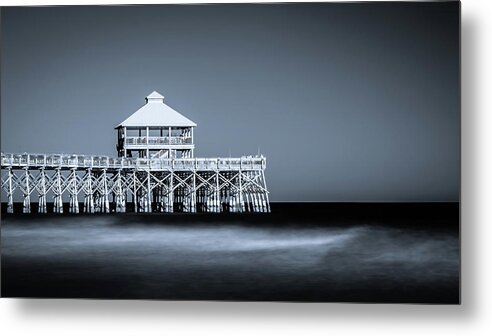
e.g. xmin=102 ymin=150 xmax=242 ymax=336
xmin=116 ymin=91 xmax=196 ymax=159
xmin=1 ymin=91 xmax=270 ymax=214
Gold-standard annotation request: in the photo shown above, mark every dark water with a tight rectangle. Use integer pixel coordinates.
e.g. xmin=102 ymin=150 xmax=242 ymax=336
xmin=1 ymin=203 xmax=459 ymax=303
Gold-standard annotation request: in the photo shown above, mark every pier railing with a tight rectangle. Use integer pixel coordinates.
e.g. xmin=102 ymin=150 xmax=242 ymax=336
xmin=0 ymin=153 xmax=266 ymax=171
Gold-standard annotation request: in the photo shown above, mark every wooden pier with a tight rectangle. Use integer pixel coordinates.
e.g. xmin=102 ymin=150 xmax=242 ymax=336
xmin=0 ymin=91 xmax=270 ymax=214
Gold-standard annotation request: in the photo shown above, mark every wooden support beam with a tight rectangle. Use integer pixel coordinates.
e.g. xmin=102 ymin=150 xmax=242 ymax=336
xmin=1 ymin=153 xmax=271 ymax=214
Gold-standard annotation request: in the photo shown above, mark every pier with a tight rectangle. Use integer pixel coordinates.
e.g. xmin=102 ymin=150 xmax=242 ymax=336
xmin=1 ymin=91 xmax=270 ymax=214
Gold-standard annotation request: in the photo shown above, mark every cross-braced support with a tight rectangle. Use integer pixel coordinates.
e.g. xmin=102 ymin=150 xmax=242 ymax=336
xmin=68 ymin=168 xmax=80 ymax=214
xmin=83 ymin=169 xmax=95 ymax=213
xmin=1 ymin=155 xmax=270 ymax=214
xmin=100 ymin=169 xmax=110 ymax=213
xmin=37 ymin=168 xmax=48 ymax=213
xmin=20 ymin=168 xmax=32 ymax=213
xmin=2 ymin=168 xmax=16 ymax=213
xmin=53 ymin=168 xmax=63 ymax=213
xmin=113 ymin=169 xmax=126 ymax=212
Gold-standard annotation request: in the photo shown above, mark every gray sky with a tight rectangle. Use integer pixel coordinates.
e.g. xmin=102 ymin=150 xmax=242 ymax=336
xmin=0 ymin=2 xmax=460 ymax=202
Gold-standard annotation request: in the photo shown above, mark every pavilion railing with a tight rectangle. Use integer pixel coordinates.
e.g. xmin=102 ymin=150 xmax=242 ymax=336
xmin=125 ymin=136 xmax=193 ymax=145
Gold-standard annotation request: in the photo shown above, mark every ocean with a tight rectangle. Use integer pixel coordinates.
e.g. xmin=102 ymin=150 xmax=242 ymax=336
xmin=1 ymin=203 xmax=459 ymax=303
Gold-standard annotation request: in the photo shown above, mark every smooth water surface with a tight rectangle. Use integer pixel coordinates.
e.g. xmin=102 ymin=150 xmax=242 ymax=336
xmin=1 ymin=206 xmax=459 ymax=303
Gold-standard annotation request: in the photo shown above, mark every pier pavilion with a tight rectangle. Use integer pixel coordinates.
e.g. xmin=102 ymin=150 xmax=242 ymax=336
xmin=116 ymin=91 xmax=196 ymax=159
xmin=1 ymin=91 xmax=270 ymax=214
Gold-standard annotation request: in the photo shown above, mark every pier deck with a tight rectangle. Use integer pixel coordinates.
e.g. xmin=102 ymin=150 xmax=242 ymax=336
xmin=1 ymin=153 xmax=270 ymax=214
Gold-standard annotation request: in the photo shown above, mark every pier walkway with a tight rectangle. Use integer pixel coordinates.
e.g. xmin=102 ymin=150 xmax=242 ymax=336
xmin=1 ymin=153 xmax=270 ymax=214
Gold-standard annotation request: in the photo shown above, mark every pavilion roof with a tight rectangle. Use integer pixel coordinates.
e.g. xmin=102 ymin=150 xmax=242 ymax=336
xmin=116 ymin=91 xmax=197 ymax=128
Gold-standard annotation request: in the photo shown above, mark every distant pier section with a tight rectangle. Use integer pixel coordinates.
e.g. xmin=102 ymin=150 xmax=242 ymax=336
xmin=1 ymin=91 xmax=270 ymax=214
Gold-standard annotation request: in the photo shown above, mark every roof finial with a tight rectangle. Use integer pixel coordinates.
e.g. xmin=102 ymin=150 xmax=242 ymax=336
xmin=145 ymin=91 xmax=165 ymax=104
